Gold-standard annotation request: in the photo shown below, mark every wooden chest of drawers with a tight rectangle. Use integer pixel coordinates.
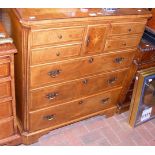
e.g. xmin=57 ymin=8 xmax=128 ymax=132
xmin=8 ymin=8 xmax=151 ymax=144
xmin=0 ymin=23 xmax=21 ymax=145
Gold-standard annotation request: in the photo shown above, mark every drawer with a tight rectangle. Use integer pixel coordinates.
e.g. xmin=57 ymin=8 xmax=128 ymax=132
xmin=0 ymin=81 xmax=11 ymax=99
xmin=0 ymin=100 xmax=12 ymax=119
xmin=30 ymin=50 xmax=135 ymax=88
xmin=109 ymin=22 xmax=146 ymax=36
xmin=0 ymin=57 xmax=10 ymax=78
xmin=31 ymin=43 xmax=82 ymax=65
xmin=29 ymin=87 xmax=121 ymax=131
xmin=32 ymin=27 xmax=85 ymax=46
xmin=30 ymin=69 xmax=127 ymax=110
xmin=0 ymin=118 xmax=14 ymax=140
xmin=105 ymin=35 xmax=141 ymax=51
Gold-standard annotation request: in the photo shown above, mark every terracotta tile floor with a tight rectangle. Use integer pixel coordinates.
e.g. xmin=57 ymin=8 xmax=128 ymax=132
xmin=27 ymin=111 xmax=155 ymax=146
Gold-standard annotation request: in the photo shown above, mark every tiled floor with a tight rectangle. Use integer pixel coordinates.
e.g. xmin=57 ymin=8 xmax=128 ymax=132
xmin=28 ymin=111 xmax=155 ymax=146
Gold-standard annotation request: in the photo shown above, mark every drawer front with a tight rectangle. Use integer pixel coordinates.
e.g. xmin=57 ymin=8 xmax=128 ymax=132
xmin=0 ymin=57 xmax=10 ymax=78
xmin=0 ymin=119 xmax=14 ymax=140
xmin=31 ymin=43 xmax=82 ymax=65
xmin=30 ymin=69 xmax=127 ymax=110
xmin=32 ymin=27 xmax=85 ymax=46
xmin=109 ymin=22 xmax=146 ymax=36
xmin=0 ymin=81 xmax=11 ymax=99
xmin=30 ymin=50 xmax=135 ymax=88
xmin=29 ymin=87 xmax=121 ymax=131
xmin=105 ymin=36 xmax=141 ymax=51
xmin=0 ymin=101 xmax=12 ymax=119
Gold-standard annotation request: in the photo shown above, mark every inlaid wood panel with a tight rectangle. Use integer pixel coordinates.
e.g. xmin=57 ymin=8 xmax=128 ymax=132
xmin=0 ymin=81 xmax=11 ymax=99
xmin=0 ymin=56 xmax=10 ymax=78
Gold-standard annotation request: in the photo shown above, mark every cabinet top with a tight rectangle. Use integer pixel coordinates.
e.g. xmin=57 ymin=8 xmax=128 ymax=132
xmin=13 ymin=8 xmax=151 ymax=22
xmin=0 ymin=23 xmax=16 ymax=55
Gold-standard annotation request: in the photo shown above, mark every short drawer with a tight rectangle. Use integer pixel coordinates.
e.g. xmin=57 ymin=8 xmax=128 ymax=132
xmin=30 ymin=69 xmax=127 ymax=110
xmin=0 ymin=118 xmax=14 ymax=140
xmin=30 ymin=50 xmax=135 ymax=88
xmin=31 ymin=27 xmax=85 ymax=46
xmin=31 ymin=43 xmax=82 ymax=65
xmin=109 ymin=22 xmax=146 ymax=36
xmin=0 ymin=81 xmax=11 ymax=99
xmin=0 ymin=100 xmax=12 ymax=119
xmin=0 ymin=57 xmax=10 ymax=78
xmin=105 ymin=35 xmax=141 ymax=51
xmin=29 ymin=87 xmax=121 ymax=131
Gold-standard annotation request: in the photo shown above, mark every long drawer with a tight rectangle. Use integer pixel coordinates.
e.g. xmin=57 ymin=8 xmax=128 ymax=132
xmin=30 ymin=69 xmax=127 ymax=110
xmin=31 ymin=26 xmax=85 ymax=46
xmin=31 ymin=43 xmax=82 ymax=65
xmin=0 ymin=56 xmax=10 ymax=78
xmin=0 ymin=80 xmax=11 ymax=99
xmin=29 ymin=87 xmax=121 ymax=132
xmin=0 ymin=100 xmax=12 ymax=119
xmin=105 ymin=35 xmax=141 ymax=51
xmin=30 ymin=50 xmax=135 ymax=88
xmin=0 ymin=118 xmax=14 ymax=140
xmin=109 ymin=22 xmax=146 ymax=36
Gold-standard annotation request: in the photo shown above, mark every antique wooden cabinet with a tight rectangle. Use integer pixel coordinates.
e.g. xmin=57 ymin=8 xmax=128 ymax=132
xmin=0 ymin=23 xmax=21 ymax=145
xmin=8 ymin=8 xmax=151 ymax=144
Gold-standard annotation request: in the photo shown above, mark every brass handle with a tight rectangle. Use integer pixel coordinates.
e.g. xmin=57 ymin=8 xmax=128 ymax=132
xmin=86 ymin=36 xmax=90 ymax=47
xmin=101 ymin=98 xmax=110 ymax=104
xmin=43 ymin=115 xmax=55 ymax=121
xmin=114 ymin=57 xmax=124 ymax=64
xmin=108 ymin=77 xmax=117 ymax=84
xmin=56 ymin=51 xmax=60 ymax=56
xmin=128 ymin=28 xmax=132 ymax=32
xmin=122 ymin=42 xmax=126 ymax=46
xmin=58 ymin=34 xmax=62 ymax=39
xmin=82 ymin=79 xmax=88 ymax=84
xmin=79 ymin=100 xmax=84 ymax=104
xmin=46 ymin=92 xmax=59 ymax=100
xmin=48 ymin=69 xmax=61 ymax=78
xmin=88 ymin=57 xmax=94 ymax=63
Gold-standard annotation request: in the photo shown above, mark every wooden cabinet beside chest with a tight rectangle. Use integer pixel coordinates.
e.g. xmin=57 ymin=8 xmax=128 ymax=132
xmin=0 ymin=23 xmax=21 ymax=145
xmin=9 ymin=8 xmax=151 ymax=144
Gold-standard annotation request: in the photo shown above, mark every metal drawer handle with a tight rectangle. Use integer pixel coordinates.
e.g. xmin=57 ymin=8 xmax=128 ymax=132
xmin=56 ymin=51 xmax=60 ymax=56
xmin=48 ymin=69 xmax=61 ymax=78
xmin=128 ymin=28 xmax=132 ymax=32
xmin=108 ymin=77 xmax=117 ymax=84
xmin=101 ymin=98 xmax=110 ymax=104
xmin=58 ymin=34 xmax=62 ymax=39
xmin=46 ymin=92 xmax=59 ymax=100
xmin=114 ymin=57 xmax=124 ymax=64
xmin=43 ymin=114 xmax=55 ymax=121
xmin=79 ymin=100 xmax=84 ymax=104
xmin=86 ymin=36 xmax=90 ymax=47
xmin=82 ymin=79 xmax=88 ymax=84
xmin=122 ymin=42 xmax=126 ymax=46
xmin=88 ymin=57 xmax=94 ymax=63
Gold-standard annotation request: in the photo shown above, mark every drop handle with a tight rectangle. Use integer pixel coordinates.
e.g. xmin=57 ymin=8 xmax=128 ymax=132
xmin=79 ymin=100 xmax=84 ymax=104
xmin=114 ymin=57 xmax=124 ymax=64
xmin=128 ymin=28 xmax=132 ymax=32
xmin=58 ymin=34 xmax=62 ymax=39
xmin=122 ymin=42 xmax=126 ymax=46
xmin=88 ymin=57 xmax=94 ymax=63
xmin=43 ymin=114 xmax=55 ymax=121
xmin=56 ymin=51 xmax=60 ymax=56
xmin=82 ymin=79 xmax=88 ymax=85
xmin=101 ymin=98 xmax=110 ymax=104
xmin=48 ymin=69 xmax=62 ymax=78
xmin=46 ymin=92 xmax=59 ymax=100
xmin=86 ymin=36 xmax=90 ymax=47
xmin=108 ymin=77 xmax=117 ymax=84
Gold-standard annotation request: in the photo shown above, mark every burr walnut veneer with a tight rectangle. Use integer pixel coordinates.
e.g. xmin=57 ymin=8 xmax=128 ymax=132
xmin=9 ymin=8 xmax=151 ymax=144
xmin=0 ymin=23 xmax=21 ymax=145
